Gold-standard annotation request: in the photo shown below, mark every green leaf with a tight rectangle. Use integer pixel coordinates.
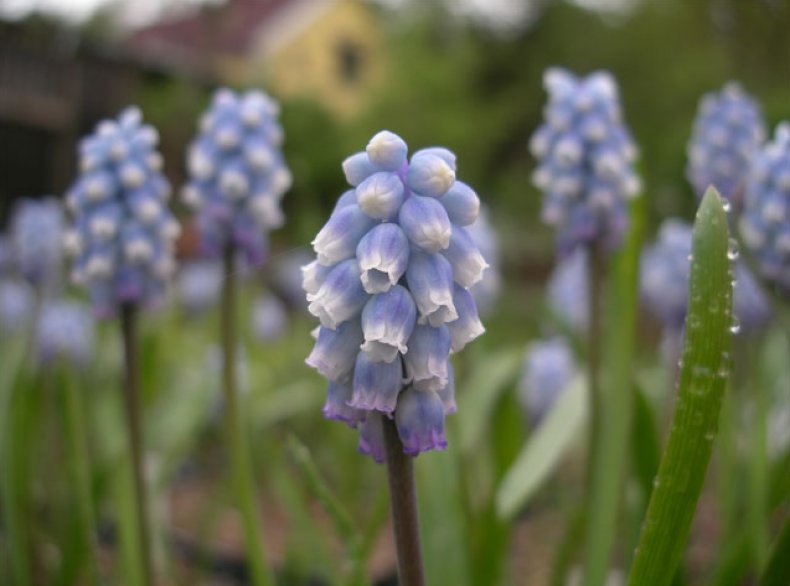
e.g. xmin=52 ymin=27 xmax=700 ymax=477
xmin=457 ymin=347 xmax=523 ymax=455
xmin=758 ymin=514 xmax=790 ymax=586
xmin=495 ymin=375 xmax=587 ymax=519
xmin=627 ymin=187 xmax=733 ymax=586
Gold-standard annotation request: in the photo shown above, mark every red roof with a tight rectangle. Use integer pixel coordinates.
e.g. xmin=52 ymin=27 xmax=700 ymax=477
xmin=127 ymin=0 xmax=294 ymax=62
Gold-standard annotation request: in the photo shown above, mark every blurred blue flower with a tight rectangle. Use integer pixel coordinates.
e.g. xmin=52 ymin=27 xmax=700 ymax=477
xmin=643 ymin=218 xmax=767 ymax=335
xmin=0 ymin=279 xmax=34 ymax=332
xmin=65 ymin=107 xmax=179 ymax=318
xmin=518 ymin=337 xmax=576 ymax=424
xmin=252 ymin=294 xmax=287 ymax=342
xmin=733 ymin=262 xmax=772 ymax=334
xmin=304 ymin=130 xmax=486 ymax=459
xmin=11 ymin=197 xmax=65 ymax=288
xmin=530 ymin=68 xmax=640 ymax=254
xmin=36 ymin=299 xmax=95 ymax=367
xmin=640 ymin=220 xmax=693 ymax=330
xmin=687 ymin=82 xmax=766 ymax=204
xmin=466 ymin=206 xmax=501 ymax=316
xmin=182 ymin=89 xmax=291 ymax=266
xmin=178 ymin=260 xmax=222 ymax=315
xmin=547 ymin=247 xmax=588 ymax=334
xmin=740 ymin=123 xmax=790 ymax=294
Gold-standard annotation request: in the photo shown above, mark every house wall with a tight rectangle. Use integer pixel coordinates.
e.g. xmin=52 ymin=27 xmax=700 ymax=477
xmin=245 ymin=0 xmax=385 ymax=118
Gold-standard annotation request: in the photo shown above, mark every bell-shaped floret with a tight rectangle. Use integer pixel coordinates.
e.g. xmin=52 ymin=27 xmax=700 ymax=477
xmin=356 ymin=223 xmax=410 ymax=294
xmin=312 ymin=204 xmax=376 ymax=265
xmin=360 ymin=285 xmax=417 ymax=362
xmin=307 ymin=259 xmax=369 ymax=329
xmin=356 ymin=172 xmax=405 ymax=220
xmin=395 ymin=388 xmax=448 ymax=455
xmin=399 ymin=194 xmax=452 ymax=252
xmin=405 ymin=250 xmax=457 ymax=326
xmin=350 ymin=352 xmax=404 ymax=414
xmin=403 ymin=324 xmax=451 ymax=392
xmin=440 ymin=181 xmax=480 ymax=226
xmin=447 ymin=285 xmax=485 ymax=353
xmin=305 ymin=318 xmax=363 ymax=382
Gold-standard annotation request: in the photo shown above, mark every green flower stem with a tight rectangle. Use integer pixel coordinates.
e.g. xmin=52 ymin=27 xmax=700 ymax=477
xmin=586 ymin=239 xmax=604 ymax=488
xmin=61 ymin=366 xmax=100 ymax=586
xmin=583 ymin=195 xmax=644 ymax=586
xmin=221 ymin=245 xmax=275 ymax=586
xmin=383 ymin=417 xmax=426 ymax=586
xmin=120 ymin=302 xmax=153 ymax=586
xmin=747 ymin=337 xmax=770 ymax=569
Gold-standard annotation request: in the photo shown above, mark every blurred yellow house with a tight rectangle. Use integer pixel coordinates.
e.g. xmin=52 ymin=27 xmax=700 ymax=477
xmin=128 ymin=0 xmax=385 ymax=117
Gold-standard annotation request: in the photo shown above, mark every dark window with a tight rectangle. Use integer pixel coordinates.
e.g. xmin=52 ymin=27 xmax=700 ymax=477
xmin=337 ymin=39 xmax=363 ymax=85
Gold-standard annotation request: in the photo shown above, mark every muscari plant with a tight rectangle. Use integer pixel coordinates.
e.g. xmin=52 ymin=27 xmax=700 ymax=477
xmin=181 ymin=87 xmax=291 ymax=586
xmin=530 ymin=67 xmax=641 ymax=584
xmin=303 ymin=129 xmax=486 ymax=585
xmin=64 ymin=105 xmax=179 ymax=586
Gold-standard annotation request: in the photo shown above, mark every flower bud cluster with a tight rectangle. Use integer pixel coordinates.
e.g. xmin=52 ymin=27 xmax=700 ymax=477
xmin=183 ymin=89 xmax=291 ymax=265
xmin=740 ymin=124 xmax=790 ymax=294
xmin=304 ymin=131 xmax=486 ymax=460
xmin=65 ymin=107 xmax=179 ymax=317
xmin=687 ymin=82 xmax=766 ymax=203
xmin=530 ymin=68 xmax=640 ymax=253
xmin=10 ymin=197 xmax=65 ymax=288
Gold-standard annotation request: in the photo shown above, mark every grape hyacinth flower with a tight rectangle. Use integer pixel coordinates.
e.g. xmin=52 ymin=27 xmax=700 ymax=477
xmin=182 ymin=88 xmax=291 ymax=266
xmin=64 ymin=105 xmax=175 ymax=586
xmin=740 ymin=123 xmax=790 ymax=294
xmin=687 ymin=82 xmax=766 ymax=205
xmin=304 ymin=130 xmax=486 ymax=460
xmin=530 ymin=68 xmax=641 ymax=254
xmin=11 ymin=197 xmax=65 ymax=289
xmin=733 ymin=263 xmax=771 ymax=334
xmin=466 ymin=206 xmax=502 ymax=316
xmin=518 ymin=337 xmax=577 ymax=424
xmin=65 ymin=106 xmax=179 ymax=318
xmin=178 ymin=260 xmax=222 ymax=315
xmin=35 ymin=299 xmax=95 ymax=367
xmin=547 ymin=247 xmax=589 ymax=334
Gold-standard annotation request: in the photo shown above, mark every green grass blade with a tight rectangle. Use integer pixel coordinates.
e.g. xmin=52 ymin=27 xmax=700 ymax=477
xmin=758 ymin=514 xmax=790 ymax=586
xmin=627 ymin=187 xmax=733 ymax=586
xmin=496 ymin=375 xmax=587 ymax=519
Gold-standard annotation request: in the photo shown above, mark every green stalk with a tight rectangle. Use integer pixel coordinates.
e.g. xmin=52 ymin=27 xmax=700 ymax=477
xmin=220 ymin=245 xmax=274 ymax=586
xmin=583 ymin=194 xmax=644 ymax=586
xmin=2 ymin=381 xmax=33 ymax=586
xmin=120 ymin=303 xmax=153 ymax=586
xmin=383 ymin=417 xmax=426 ymax=586
xmin=61 ymin=366 xmax=100 ymax=585
xmin=628 ymin=188 xmax=732 ymax=586
xmin=585 ymin=238 xmax=604 ymax=492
